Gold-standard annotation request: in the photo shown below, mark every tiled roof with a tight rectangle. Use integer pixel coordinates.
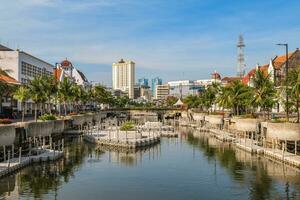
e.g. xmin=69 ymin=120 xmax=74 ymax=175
xmin=272 ymin=51 xmax=296 ymax=70
xmin=242 ymin=64 xmax=269 ymax=84
xmin=221 ymin=76 xmax=241 ymax=82
xmin=0 ymin=74 xmax=19 ymax=84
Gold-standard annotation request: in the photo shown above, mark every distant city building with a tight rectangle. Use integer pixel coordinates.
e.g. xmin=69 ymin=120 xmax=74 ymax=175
xmin=112 ymin=59 xmax=135 ymax=99
xmin=155 ymin=84 xmax=170 ymax=100
xmin=140 ymin=85 xmax=152 ymax=101
xmin=134 ymin=85 xmax=141 ymax=99
xmin=54 ymin=58 xmax=90 ymax=87
xmin=168 ymin=80 xmax=202 ymax=98
xmin=138 ymin=77 xmax=149 ymax=87
xmin=151 ymin=77 xmax=162 ymax=97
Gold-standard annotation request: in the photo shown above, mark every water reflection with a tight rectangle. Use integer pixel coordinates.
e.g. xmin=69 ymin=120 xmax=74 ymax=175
xmin=1 ymin=131 xmax=300 ymax=200
xmin=183 ymin=129 xmax=300 ymax=200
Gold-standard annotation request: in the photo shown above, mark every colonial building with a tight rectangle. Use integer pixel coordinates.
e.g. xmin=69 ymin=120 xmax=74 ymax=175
xmin=0 ymin=44 xmax=54 ymax=84
xmin=0 ymin=44 xmax=54 ymax=115
xmin=242 ymin=48 xmax=300 ymax=113
xmin=112 ymin=59 xmax=135 ymax=99
xmin=54 ymin=59 xmax=90 ymax=87
xmin=0 ymin=73 xmax=19 ymax=117
xmin=242 ymin=49 xmax=300 ymax=86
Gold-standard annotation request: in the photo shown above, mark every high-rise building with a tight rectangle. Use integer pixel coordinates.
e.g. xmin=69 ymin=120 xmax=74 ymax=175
xmin=138 ymin=77 xmax=149 ymax=87
xmin=155 ymin=84 xmax=170 ymax=100
xmin=112 ymin=59 xmax=135 ymax=99
xmin=151 ymin=77 xmax=162 ymax=97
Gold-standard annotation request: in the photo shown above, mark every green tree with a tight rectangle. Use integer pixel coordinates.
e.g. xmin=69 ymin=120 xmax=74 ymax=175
xmin=13 ymin=86 xmax=30 ymax=122
xmin=58 ymin=77 xmax=74 ymax=116
xmin=216 ymin=86 xmax=232 ymax=111
xmin=183 ymin=95 xmax=199 ymax=109
xmin=92 ymin=85 xmax=114 ymax=108
xmin=227 ymin=81 xmax=253 ymax=115
xmin=252 ymin=70 xmax=277 ymax=119
xmin=165 ymin=96 xmax=178 ymax=107
xmin=41 ymin=75 xmax=58 ymax=114
xmin=28 ymin=76 xmax=47 ymax=121
xmin=288 ymin=69 xmax=300 ymax=122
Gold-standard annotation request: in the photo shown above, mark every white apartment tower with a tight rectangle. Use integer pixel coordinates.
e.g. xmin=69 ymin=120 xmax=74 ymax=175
xmin=112 ymin=59 xmax=135 ymax=99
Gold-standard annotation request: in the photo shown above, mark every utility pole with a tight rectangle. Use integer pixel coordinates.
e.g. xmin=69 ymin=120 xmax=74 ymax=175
xmin=276 ymin=43 xmax=289 ymax=121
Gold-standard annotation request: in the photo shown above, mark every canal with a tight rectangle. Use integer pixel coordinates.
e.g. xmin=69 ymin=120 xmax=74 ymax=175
xmin=1 ymin=129 xmax=300 ymax=200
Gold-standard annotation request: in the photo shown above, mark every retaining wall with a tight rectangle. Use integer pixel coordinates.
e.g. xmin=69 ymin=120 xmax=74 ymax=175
xmin=0 ymin=125 xmax=16 ymax=146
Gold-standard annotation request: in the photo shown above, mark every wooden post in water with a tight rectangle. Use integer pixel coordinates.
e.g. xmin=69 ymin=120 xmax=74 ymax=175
xmin=62 ymin=139 xmax=64 ymax=150
xmin=50 ymin=136 xmax=52 ymax=150
xmin=7 ymin=150 xmax=10 ymax=168
xmin=282 ymin=141 xmax=285 ymax=161
xmin=18 ymin=147 xmax=22 ymax=163
xmin=29 ymin=138 xmax=32 ymax=156
xmin=12 ymin=144 xmax=14 ymax=159
xmin=3 ymin=145 xmax=6 ymax=161
xmin=53 ymin=142 xmax=56 ymax=155
xmin=43 ymin=137 xmax=45 ymax=149
xmin=251 ymin=132 xmax=253 ymax=150
xmin=295 ymin=141 xmax=297 ymax=155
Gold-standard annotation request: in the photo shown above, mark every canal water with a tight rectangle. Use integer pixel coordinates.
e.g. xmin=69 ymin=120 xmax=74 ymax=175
xmin=1 ymin=129 xmax=300 ymax=200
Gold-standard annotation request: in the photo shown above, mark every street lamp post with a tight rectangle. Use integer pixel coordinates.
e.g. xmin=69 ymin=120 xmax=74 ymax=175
xmin=277 ymin=43 xmax=289 ymax=121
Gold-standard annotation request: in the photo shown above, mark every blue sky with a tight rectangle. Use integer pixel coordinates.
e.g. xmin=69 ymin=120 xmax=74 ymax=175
xmin=1 ymin=0 xmax=300 ymax=86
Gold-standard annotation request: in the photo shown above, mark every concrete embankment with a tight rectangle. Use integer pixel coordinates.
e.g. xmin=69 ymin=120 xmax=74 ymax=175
xmin=183 ymin=112 xmax=300 ymax=168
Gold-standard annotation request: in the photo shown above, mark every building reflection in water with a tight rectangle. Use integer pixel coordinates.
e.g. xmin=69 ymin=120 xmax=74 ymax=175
xmin=0 ymin=137 xmax=162 ymax=199
xmin=1 ymin=131 xmax=300 ymax=200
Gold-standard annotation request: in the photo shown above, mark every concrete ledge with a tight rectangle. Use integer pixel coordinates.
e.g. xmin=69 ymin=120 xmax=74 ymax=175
xmin=205 ymin=115 xmax=224 ymax=125
xmin=232 ymin=118 xmax=263 ymax=132
xmin=193 ymin=113 xmax=206 ymax=121
xmin=263 ymin=122 xmax=300 ymax=140
xmin=26 ymin=121 xmax=54 ymax=137
xmin=0 ymin=125 xmax=16 ymax=146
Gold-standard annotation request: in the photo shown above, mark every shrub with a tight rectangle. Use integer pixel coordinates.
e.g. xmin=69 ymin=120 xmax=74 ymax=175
xmin=39 ymin=114 xmax=57 ymax=121
xmin=120 ymin=121 xmax=135 ymax=131
xmin=0 ymin=118 xmax=13 ymax=124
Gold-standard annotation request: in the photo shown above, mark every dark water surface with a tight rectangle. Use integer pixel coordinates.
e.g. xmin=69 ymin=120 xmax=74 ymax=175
xmin=1 ymin=129 xmax=300 ymax=200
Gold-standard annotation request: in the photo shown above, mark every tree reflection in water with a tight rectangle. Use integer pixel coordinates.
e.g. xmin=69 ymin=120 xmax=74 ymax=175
xmin=184 ymin=129 xmax=300 ymax=200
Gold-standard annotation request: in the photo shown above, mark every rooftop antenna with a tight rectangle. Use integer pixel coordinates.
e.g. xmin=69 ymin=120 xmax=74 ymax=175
xmin=237 ymin=34 xmax=246 ymax=77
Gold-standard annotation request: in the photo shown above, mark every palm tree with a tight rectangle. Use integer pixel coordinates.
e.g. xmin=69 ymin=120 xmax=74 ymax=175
xmin=201 ymin=84 xmax=219 ymax=112
xmin=227 ymin=80 xmax=253 ymax=115
xmin=288 ymin=69 xmax=300 ymax=122
xmin=13 ymin=86 xmax=30 ymax=122
xmin=183 ymin=95 xmax=199 ymax=109
xmin=92 ymin=85 xmax=114 ymax=108
xmin=58 ymin=77 xmax=74 ymax=116
xmin=28 ymin=76 xmax=47 ymax=121
xmin=252 ymin=70 xmax=277 ymax=119
xmin=41 ymin=75 xmax=58 ymax=114
xmin=216 ymin=86 xmax=231 ymax=111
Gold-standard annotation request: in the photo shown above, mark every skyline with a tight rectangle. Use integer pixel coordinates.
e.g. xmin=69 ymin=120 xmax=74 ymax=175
xmin=1 ymin=0 xmax=300 ymax=86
